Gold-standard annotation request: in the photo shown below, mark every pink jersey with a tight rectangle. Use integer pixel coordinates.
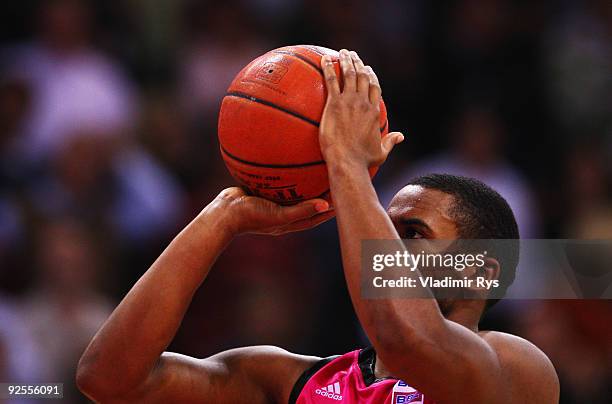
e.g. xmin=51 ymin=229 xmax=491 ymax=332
xmin=289 ymin=347 xmax=435 ymax=404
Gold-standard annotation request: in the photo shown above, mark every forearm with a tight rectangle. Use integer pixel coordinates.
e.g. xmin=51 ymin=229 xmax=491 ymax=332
xmin=77 ymin=201 xmax=234 ymax=396
xmin=328 ymin=162 xmax=443 ymax=354
xmin=328 ymin=162 xmax=398 ymax=240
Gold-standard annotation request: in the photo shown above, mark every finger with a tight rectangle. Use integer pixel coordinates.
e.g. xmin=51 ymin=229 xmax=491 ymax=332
xmin=277 ymin=198 xmax=330 ymax=223
xmin=339 ymin=49 xmax=356 ymax=93
xmin=350 ymin=51 xmax=370 ymax=95
xmin=381 ymin=131 xmax=404 ymax=156
xmin=277 ymin=210 xmax=336 ymax=234
xmin=365 ymin=65 xmax=382 ymax=104
xmin=320 ymin=55 xmax=340 ymax=96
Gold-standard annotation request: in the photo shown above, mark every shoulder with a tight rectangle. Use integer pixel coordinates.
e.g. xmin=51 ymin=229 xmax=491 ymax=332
xmin=481 ymin=331 xmax=560 ymax=403
xmin=482 ymin=331 xmax=556 ymax=376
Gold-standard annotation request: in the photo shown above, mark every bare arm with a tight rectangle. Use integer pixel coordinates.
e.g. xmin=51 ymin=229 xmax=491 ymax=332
xmin=318 ymin=50 xmax=558 ymax=403
xmin=76 ymin=187 xmax=333 ymax=403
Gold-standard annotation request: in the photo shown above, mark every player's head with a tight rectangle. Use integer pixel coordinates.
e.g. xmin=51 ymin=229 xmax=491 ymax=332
xmin=387 ymin=173 xmax=520 ymax=314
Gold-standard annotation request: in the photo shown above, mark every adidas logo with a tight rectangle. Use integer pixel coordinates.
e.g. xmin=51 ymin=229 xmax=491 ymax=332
xmin=315 ymin=381 xmax=343 ymax=401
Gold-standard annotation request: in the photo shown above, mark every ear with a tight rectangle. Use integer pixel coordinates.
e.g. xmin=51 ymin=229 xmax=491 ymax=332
xmin=481 ymin=257 xmax=501 ymax=282
xmin=464 ymin=257 xmax=500 ymax=294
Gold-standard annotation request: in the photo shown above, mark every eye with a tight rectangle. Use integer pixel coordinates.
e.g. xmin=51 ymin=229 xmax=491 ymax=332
xmin=403 ymin=227 xmax=424 ymax=239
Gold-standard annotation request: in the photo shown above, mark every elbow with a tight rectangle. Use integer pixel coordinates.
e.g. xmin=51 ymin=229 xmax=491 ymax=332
xmin=76 ymin=348 xmax=152 ymax=402
xmin=76 ymin=351 xmax=119 ymax=402
xmin=76 ymin=355 xmax=104 ymax=401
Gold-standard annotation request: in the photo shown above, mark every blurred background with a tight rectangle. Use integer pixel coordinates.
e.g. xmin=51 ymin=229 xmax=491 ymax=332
xmin=0 ymin=0 xmax=611 ymax=402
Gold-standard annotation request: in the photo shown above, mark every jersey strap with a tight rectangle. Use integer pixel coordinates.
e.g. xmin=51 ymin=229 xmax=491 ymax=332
xmin=358 ymin=346 xmax=397 ymax=386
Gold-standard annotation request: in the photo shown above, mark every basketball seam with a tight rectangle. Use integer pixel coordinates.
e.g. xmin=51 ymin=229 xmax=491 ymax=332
xmin=272 ymin=50 xmax=323 ymax=74
xmin=224 ymin=91 xmax=320 ymax=128
xmin=301 ymin=46 xmax=326 ymax=56
xmin=274 ymin=188 xmax=330 ymax=204
xmin=221 ymin=145 xmax=326 ymax=168
xmin=262 ymin=184 xmax=297 ymax=189
xmin=224 ymin=92 xmax=388 ymax=133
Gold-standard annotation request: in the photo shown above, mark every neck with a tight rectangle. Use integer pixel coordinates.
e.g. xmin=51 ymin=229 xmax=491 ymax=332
xmin=374 ymin=300 xmax=484 ymax=379
xmin=445 ymin=299 xmax=483 ymax=333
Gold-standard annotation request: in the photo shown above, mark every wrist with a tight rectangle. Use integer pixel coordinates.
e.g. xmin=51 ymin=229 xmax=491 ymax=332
xmin=327 ymin=160 xmax=376 ymax=208
xmin=196 ymin=197 xmax=240 ymax=241
xmin=326 ymin=157 xmax=371 ymax=180
xmin=322 ymin=148 xmax=370 ymax=171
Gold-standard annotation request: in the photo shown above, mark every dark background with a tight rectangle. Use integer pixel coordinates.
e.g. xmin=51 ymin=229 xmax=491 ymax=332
xmin=0 ymin=0 xmax=610 ymax=402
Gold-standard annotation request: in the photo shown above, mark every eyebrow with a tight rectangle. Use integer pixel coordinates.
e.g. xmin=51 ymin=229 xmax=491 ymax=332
xmin=400 ymin=218 xmax=433 ymax=232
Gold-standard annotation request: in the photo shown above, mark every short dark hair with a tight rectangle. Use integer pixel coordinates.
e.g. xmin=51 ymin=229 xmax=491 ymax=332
xmin=406 ymin=173 xmax=520 ymax=309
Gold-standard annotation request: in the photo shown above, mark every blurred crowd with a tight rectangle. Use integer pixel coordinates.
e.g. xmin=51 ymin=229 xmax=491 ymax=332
xmin=0 ymin=0 xmax=610 ymax=402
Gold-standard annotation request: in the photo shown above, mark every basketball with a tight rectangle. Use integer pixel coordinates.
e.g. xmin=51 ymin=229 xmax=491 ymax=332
xmin=218 ymin=45 xmax=389 ymax=204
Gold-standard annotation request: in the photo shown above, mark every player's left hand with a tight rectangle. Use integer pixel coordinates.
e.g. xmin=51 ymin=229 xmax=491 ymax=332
xmin=214 ymin=187 xmax=335 ymax=236
xmin=319 ymin=49 xmax=404 ymax=169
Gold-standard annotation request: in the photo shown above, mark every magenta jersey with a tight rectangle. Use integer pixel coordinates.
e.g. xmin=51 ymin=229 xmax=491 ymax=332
xmin=289 ymin=347 xmax=435 ymax=404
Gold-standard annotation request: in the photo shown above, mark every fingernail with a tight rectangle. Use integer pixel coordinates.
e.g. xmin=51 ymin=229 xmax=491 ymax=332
xmin=315 ymin=201 xmax=329 ymax=212
xmin=397 ymin=134 xmax=405 ymax=143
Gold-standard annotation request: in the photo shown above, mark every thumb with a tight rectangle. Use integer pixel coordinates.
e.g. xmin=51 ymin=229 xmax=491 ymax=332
xmin=277 ymin=199 xmax=330 ymax=223
xmin=381 ymin=131 xmax=404 ymax=156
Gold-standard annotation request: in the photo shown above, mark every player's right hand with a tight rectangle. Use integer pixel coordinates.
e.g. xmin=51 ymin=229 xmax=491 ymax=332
xmin=319 ymin=50 xmax=404 ymax=170
xmin=213 ymin=187 xmax=335 ymax=236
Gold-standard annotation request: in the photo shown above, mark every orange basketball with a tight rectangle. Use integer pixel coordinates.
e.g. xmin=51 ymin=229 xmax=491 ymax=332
xmin=218 ymin=45 xmax=388 ymax=204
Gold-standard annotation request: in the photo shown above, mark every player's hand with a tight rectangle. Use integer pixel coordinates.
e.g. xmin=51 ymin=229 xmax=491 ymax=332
xmin=319 ymin=49 xmax=404 ymax=169
xmin=214 ymin=187 xmax=335 ymax=236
